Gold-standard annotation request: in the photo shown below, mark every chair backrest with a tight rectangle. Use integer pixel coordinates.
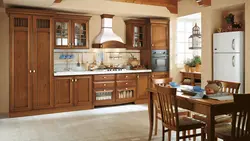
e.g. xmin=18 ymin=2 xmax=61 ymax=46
xmin=152 ymin=78 xmax=173 ymax=88
xmin=232 ymin=94 xmax=250 ymax=139
xmin=156 ymin=85 xmax=179 ymax=129
xmin=216 ymin=80 xmax=241 ymax=94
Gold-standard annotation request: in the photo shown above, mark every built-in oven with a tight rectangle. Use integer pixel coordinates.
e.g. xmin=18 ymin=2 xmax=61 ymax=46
xmin=151 ymin=50 xmax=169 ymax=72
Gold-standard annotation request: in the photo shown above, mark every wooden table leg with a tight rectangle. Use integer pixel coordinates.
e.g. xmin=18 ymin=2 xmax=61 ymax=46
xmin=207 ymin=107 xmax=215 ymax=141
xmin=148 ymin=91 xmax=154 ymax=141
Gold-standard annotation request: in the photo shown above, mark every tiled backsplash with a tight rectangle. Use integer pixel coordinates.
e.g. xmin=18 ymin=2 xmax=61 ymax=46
xmin=54 ymin=49 xmax=140 ymax=72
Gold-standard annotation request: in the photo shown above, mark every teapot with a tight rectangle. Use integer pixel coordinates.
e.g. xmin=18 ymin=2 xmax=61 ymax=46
xmin=205 ymin=80 xmax=222 ymax=94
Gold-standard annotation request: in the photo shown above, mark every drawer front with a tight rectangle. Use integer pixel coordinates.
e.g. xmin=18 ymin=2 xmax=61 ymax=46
xmin=94 ymin=75 xmax=115 ymax=81
xmin=94 ymin=81 xmax=115 ymax=89
xmin=194 ymin=74 xmax=201 ymax=79
xmin=116 ymin=74 xmax=137 ymax=80
xmin=116 ymin=80 xmax=136 ymax=88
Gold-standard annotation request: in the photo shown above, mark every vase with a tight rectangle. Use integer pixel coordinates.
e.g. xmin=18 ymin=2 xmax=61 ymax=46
xmin=184 ymin=65 xmax=190 ymax=72
xmin=190 ymin=67 xmax=196 ymax=72
xmin=195 ymin=64 xmax=201 ymax=72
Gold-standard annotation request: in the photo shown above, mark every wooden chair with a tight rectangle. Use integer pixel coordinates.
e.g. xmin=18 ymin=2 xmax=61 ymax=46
xmin=215 ymin=94 xmax=250 ymax=141
xmin=152 ymin=78 xmax=190 ymax=136
xmin=193 ymin=80 xmax=241 ymax=124
xmin=156 ymin=85 xmax=206 ymax=141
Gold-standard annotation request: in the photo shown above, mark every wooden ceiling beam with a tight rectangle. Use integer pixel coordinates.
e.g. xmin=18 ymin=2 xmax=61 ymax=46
xmin=197 ymin=0 xmax=211 ymax=6
xmin=112 ymin=0 xmax=178 ymax=14
xmin=54 ymin=0 xmax=62 ymax=3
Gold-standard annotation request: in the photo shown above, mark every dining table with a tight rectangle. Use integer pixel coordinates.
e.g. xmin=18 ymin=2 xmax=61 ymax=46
xmin=147 ymin=87 xmax=235 ymax=141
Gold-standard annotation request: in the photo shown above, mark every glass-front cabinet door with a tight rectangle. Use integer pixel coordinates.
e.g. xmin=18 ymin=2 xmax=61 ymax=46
xmin=133 ymin=24 xmax=145 ymax=49
xmin=94 ymin=89 xmax=115 ymax=106
xmin=72 ymin=20 xmax=88 ymax=49
xmin=116 ymin=87 xmax=136 ymax=102
xmin=55 ymin=19 xmax=71 ymax=48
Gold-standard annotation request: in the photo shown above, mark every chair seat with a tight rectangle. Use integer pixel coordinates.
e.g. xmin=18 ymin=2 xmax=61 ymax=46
xmin=193 ymin=114 xmax=232 ymax=124
xmin=179 ymin=117 xmax=205 ymax=131
xmin=215 ymin=123 xmax=247 ymax=140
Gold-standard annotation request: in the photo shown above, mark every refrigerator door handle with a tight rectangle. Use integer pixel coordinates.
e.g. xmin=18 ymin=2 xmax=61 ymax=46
xmin=232 ymin=56 xmax=235 ymax=67
xmin=232 ymin=39 xmax=235 ymax=50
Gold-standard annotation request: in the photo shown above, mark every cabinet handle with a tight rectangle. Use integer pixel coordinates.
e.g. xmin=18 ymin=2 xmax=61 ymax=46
xmin=29 ymin=70 xmax=32 ymax=73
xmin=104 ymin=89 xmax=106 ymax=91
xmin=103 ymin=77 xmax=106 ymax=79
xmin=137 ymin=75 xmax=139 ymax=78
xmin=71 ymin=79 xmax=74 ymax=82
xmin=152 ymin=44 xmax=154 ymax=47
xmin=33 ymin=70 xmax=36 ymax=73
xmin=103 ymin=84 xmax=106 ymax=86
xmin=75 ymin=79 xmax=77 ymax=82
xmin=126 ymin=88 xmax=128 ymax=90
xmin=125 ymin=76 xmax=128 ymax=78
xmin=126 ymin=83 xmax=128 ymax=85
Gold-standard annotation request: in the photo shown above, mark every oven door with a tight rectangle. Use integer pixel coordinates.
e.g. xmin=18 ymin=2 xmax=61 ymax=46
xmin=152 ymin=56 xmax=169 ymax=72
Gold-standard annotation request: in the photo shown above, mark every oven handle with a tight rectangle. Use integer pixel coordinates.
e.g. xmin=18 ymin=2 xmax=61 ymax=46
xmin=152 ymin=56 xmax=168 ymax=58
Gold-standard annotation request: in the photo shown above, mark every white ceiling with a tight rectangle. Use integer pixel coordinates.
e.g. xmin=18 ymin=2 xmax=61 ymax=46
xmin=3 ymin=0 xmax=174 ymax=17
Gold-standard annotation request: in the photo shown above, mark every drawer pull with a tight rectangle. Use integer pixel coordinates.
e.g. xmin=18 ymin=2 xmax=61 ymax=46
xmin=75 ymin=79 xmax=77 ymax=82
xmin=103 ymin=84 xmax=106 ymax=86
xmin=71 ymin=79 xmax=74 ymax=82
xmin=103 ymin=77 xmax=107 ymax=79
xmin=126 ymin=83 xmax=128 ymax=85
xmin=126 ymin=88 xmax=128 ymax=90
xmin=104 ymin=89 xmax=106 ymax=91
xmin=125 ymin=76 xmax=128 ymax=78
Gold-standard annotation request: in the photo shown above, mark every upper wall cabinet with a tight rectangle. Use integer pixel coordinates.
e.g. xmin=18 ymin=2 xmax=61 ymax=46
xmin=148 ymin=19 xmax=169 ymax=50
xmin=54 ymin=15 xmax=91 ymax=49
xmin=125 ymin=19 xmax=147 ymax=50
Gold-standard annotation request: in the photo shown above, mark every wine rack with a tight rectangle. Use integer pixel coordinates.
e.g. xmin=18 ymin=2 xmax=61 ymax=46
xmin=118 ymin=90 xmax=134 ymax=99
xmin=96 ymin=91 xmax=112 ymax=101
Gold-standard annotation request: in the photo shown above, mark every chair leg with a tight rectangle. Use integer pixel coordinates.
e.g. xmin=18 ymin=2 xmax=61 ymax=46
xmin=187 ymin=130 xmax=191 ymax=140
xmin=201 ymin=127 xmax=205 ymax=141
xmin=168 ymin=130 xmax=171 ymax=141
xmin=154 ymin=108 xmax=158 ymax=135
xmin=183 ymin=131 xmax=186 ymax=141
xmin=176 ymin=131 xmax=180 ymax=141
xmin=162 ymin=125 xmax=165 ymax=141
xmin=193 ymin=129 xmax=196 ymax=141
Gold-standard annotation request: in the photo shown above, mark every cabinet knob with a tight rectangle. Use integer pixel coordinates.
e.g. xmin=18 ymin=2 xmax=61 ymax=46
xmin=29 ymin=70 xmax=32 ymax=73
xmin=104 ymin=89 xmax=106 ymax=91
xmin=152 ymin=44 xmax=154 ymax=47
xmin=126 ymin=88 xmax=128 ymax=90
xmin=103 ymin=77 xmax=106 ymax=79
xmin=152 ymin=75 xmax=155 ymax=78
xmin=137 ymin=75 xmax=139 ymax=78
xmin=126 ymin=83 xmax=128 ymax=85
xmin=33 ymin=70 xmax=36 ymax=73
xmin=75 ymin=79 xmax=77 ymax=82
xmin=103 ymin=84 xmax=106 ymax=86
xmin=71 ymin=79 xmax=74 ymax=82
xmin=125 ymin=76 xmax=128 ymax=78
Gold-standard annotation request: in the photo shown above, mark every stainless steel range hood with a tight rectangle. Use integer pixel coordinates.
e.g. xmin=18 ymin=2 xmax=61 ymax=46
xmin=92 ymin=14 xmax=125 ymax=48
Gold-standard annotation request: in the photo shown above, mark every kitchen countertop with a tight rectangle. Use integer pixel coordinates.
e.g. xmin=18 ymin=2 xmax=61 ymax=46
xmin=54 ymin=69 xmax=152 ymax=76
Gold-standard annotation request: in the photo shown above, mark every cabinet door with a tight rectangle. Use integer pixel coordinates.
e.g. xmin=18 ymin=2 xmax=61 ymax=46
xmin=32 ymin=16 xmax=54 ymax=109
xmin=137 ymin=74 xmax=149 ymax=99
xmin=72 ymin=20 xmax=89 ymax=49
xmin=54 ymin=19 xmax=71 ymax=48
xmin=54 ymin=77 xmax=74 ymax=107
xmin=94 ymin=89 xmax=115 ymax=106
xmin=74 ymin=76 xmax=92 ymax=106
xmin=132 ymin=24 xmax=146 ymax=49
xmin=10 ymin=14 xmax=32 ymax=112
xmin=151 ymin=24 xmax=169 ymax=50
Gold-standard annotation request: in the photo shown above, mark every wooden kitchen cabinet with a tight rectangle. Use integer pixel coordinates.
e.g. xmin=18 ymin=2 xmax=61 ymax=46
xmin=32 ymin=16 xmax=54 ymax=109
xmin=9 ymin=14 xmax=54 ymax=112
xmin=116 ymin=87 xmax=136 ymax=103
xmin=148 ymin=19 xmax=169 ymax=50
xmin=9 ymin=14 xmax=33 ymax=112
xmin=136 ymin=73 xmax=149 ymax=99
xmin=151 ymin=72 xmax=169 ymax=79
xmin=125 ymin=19 xmax=147 ymax=50
xmin=54 ymin=76 xmax=93 ymax=107
xmin=74 ymin=76 xmax=92 ymax=106
xmin=54 ymin=15 xmax=90 ymax=49
xmin=54 ymin=77 xmax=74 ymax=107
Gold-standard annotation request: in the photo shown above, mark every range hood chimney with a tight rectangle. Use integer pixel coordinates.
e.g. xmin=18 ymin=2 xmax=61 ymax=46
xmin=93 ymin=14 xmax=125 ymax=48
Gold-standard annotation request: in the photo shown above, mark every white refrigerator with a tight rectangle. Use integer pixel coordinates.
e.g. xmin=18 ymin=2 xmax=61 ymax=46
xmin=213 ymin=31 xmax=244 ymax=93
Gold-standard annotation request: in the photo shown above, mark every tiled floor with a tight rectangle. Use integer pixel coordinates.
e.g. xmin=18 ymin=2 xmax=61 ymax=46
xmin=0 ymin=104 xmax=211 ymax=141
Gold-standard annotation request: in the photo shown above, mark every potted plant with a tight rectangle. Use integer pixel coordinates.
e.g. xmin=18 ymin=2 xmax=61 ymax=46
xmin=193 ymin=55 xmax=201 ymax=72
xmin=184 ymin=59 xmax=191 ymax=72
xmin=189 ymin=59 xmax=196 ymax=72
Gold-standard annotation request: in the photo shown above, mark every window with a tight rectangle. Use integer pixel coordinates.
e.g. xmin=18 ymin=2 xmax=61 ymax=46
xmin=176 ymin=17 xmax=201 ymax=67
